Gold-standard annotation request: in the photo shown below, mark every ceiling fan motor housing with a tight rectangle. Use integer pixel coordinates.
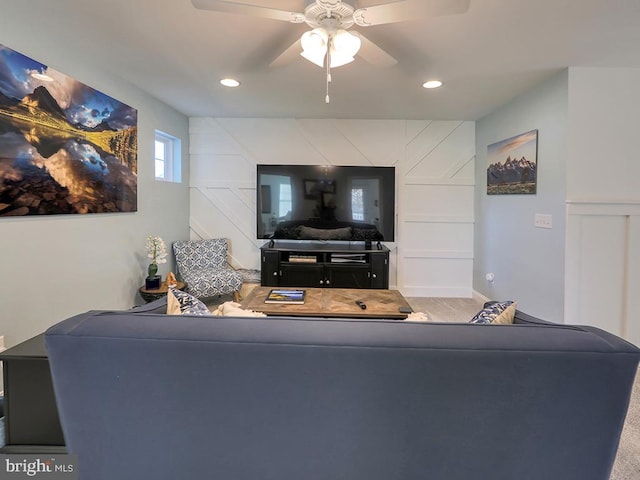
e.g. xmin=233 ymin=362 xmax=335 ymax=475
xmin=305 ymin=1 xmax=355 ymax=29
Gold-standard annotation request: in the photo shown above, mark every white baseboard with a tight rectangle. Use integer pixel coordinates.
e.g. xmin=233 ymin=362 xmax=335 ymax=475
xmin=401 ymin=286 xmax=473 ymax=298
xmin=472 ymin=290 xmax=491 ymax=304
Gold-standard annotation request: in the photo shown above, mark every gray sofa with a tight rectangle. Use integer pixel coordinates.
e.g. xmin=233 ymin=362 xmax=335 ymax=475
xmin=45 ymin=299 xmax=640 ymax=480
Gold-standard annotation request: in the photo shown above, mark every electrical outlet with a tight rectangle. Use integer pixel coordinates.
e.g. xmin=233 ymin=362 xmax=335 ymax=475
xmin=534 ymin=214 xmax=552 ymax=229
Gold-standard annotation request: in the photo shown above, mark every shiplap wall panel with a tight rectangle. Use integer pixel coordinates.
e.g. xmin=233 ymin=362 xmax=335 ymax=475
xmin=218 ymin=119 xmax=327 ymax=165
xmin=578 ymin=216 xmax=626 ymax=332
xmin=190 ymin=118 xmax=475 ymax=295
xmin=403 ymin=259 xmax=473 ymax=297
xmin=565 ymin=201 xmax=640 ymax=345
xmin=190 ymin=154 xmax=253 ymax=183
xmin=405 ymin=184 xmax=474 ymax=212
xmin=328 ymin=120 xmax=405 ymax=165
xmin=189 ymin=118 xmax=241 ymax=154
xmin=296 ymin=121 xmax=367 ymax=165
xmin=406 ymin=121 xmax=475 ymax=179
xmin=189 ymin=187 xmax=259 ymax=268
xmin=451 ymin=159 xmax=475 ymax=182
xmin=293 ymin=120 xmax=370 ymax=165
xmin=403 ymin=222 xmax=474 ymax=255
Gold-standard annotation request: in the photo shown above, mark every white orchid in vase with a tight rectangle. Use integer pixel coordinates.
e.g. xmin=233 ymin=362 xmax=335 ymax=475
xmin=146 ymin=235 xmax=168 ymax=278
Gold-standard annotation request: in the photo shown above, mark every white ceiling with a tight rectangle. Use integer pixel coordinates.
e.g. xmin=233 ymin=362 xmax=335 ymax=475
xmin=3 ymin=0 xmax=640 ymax=120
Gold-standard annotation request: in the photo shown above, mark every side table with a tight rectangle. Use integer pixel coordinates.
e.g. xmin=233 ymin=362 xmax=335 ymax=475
xmin=0 ymin=333 xmax=66 ymax=453
xmin=139 ymin=281 xmax=185 ymax=303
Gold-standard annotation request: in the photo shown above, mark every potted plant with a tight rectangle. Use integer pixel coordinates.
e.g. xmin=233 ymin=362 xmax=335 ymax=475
xmin=145 ymin=235 xmax=168 ymax=289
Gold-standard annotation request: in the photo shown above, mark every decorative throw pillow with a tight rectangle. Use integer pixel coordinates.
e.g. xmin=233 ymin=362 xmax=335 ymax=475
xmin=469 ymin=301 xmax=517 ymax=324
xmin=210 ymin=301 xmax=266 ymax=317
xmin=352 ymin=227 xmax=384 ymax=241
xmin=273 ymin=225 xmax=301 ymax=239
xmin=299 ymin=226 xmax=352 ymax=240
xmin=405 ymin=311 xmax=431 ymax=322
xmin=166 ymin=287 xmax=211 ymax=316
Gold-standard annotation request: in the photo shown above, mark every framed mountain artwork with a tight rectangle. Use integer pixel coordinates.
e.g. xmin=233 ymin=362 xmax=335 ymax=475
xmin=487 ymin=130 xmax=537 ymax=195
xmin=0 ymin=44 xmax=137 ymax=216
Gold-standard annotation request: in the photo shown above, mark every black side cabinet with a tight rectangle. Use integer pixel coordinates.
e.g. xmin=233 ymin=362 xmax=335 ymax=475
xmin=0 ymin=333 xmax=66 ymax=453
xmin=261 ymin=241 xmax=389 ymax=289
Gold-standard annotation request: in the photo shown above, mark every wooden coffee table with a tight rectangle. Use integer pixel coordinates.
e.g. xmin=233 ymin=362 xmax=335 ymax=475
xmin=241 ymin=287 xmax=412 ymax=319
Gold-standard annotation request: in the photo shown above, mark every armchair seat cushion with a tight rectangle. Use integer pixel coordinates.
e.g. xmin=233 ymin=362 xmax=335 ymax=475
xmin=181 ymin=267 xmax=242 ymax=298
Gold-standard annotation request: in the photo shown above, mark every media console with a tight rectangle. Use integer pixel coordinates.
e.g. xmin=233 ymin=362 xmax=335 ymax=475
xmin=260 ymin=241 xmax=389 ymax=289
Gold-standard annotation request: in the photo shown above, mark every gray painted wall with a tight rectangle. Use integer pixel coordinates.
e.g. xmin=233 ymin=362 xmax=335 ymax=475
xmin=0 ymin=35 xmax=190 ymax=347
xmin=474 ymin=71 xmax=568 ymax=322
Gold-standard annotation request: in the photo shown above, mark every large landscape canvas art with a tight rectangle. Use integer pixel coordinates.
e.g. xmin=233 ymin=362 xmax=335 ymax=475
xmin=0 ymin=44 xmax=137 ymax=216
xmin=486 ymin=130 xmax=537 ymax=195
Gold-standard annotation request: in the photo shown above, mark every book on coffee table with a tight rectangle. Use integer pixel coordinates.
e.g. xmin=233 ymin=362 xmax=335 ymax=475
xmin=265 ymin=289 xmax=306 ymax=304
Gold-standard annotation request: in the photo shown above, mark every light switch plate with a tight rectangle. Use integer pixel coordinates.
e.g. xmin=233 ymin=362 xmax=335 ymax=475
xmin=535 ymin=213 xmax=552 ymax=229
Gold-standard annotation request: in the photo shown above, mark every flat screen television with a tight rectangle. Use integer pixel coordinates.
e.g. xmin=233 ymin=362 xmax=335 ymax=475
xmin=257 ymin=164 xmax=395 ymax=242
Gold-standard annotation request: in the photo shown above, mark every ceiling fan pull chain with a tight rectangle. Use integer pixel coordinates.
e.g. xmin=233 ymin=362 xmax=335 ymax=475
xmin=325 ymin=45 xmax=331 ymax=103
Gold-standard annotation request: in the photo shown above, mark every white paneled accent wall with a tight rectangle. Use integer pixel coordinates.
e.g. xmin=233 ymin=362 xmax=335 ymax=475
xmin=566 ymin=68 xmax=640 ymax=343
xmin=565 ymin=201 xmax=640 ymax=346
xmin=190 ymin=118 xmax=475 ymax=296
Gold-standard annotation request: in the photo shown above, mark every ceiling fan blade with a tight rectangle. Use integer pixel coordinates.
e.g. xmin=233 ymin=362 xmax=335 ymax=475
xmin=191 ymin=0 xmax=305 ymax=23
xmin=269 ymin=38 xmax=303 ymax=68
xmin=353 ymin=32 xmax=398 ymax=67
xmin=353 ymin=0 xmax=470 ymax=26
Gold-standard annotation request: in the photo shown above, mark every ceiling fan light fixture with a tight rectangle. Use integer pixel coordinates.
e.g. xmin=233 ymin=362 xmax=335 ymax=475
xmin=423 ymin=80 xmax=443 ymax=89
xmin=332 ymin=29 xmax=361 ymax=58
xmin=301 ymin=27 xmax=361 ymax=69
xmin=301 ymin=28 xmax=328 ymax=53
xmin=192 ymin=0 xmax=470 ymax=103
xmin=301 ymin=28 xmax=329 ymax=67
xmin=300 ymin=49 xmax=326 ymax=68
xmin=328 ymin=48 xmax=355 ymax=68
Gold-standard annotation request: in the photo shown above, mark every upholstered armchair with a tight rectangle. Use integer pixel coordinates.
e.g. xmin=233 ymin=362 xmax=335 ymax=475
xmin=173 ymin=238 xmax=242 ymax=300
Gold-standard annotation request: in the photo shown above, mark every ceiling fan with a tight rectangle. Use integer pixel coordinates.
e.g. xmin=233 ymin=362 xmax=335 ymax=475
xmin=192 ymin=0 xmax=471 ymax=102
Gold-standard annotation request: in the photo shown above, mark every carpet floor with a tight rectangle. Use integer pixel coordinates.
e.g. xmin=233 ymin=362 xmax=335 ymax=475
xmin=610 ymin=368 xmax=640 ymax=479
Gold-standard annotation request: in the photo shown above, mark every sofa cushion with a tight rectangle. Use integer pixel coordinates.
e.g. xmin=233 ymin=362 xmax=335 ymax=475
xmin=469 ymin=301 xmax=516 ymax=324
xmin=167 ymin=287 xmax=211 ymax=316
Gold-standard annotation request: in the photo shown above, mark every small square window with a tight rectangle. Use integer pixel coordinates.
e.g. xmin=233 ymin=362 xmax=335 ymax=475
xmin=154 ymin=130 xmax=181 ymax=183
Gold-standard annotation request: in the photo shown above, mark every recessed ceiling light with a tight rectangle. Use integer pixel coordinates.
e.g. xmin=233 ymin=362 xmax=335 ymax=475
xmin=220 ymin=78 xmax=240 ymax=88
xmin=422 ymin=80 xmax=443 ymax=89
